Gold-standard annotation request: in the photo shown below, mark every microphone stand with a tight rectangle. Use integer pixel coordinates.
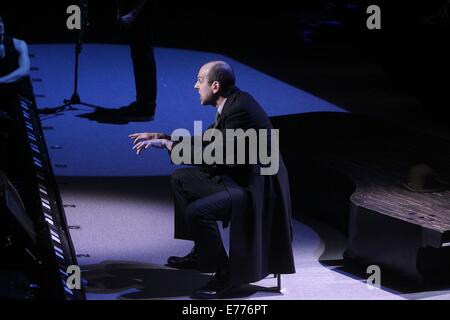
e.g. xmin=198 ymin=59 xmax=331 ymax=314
xmin=39 ymin=0 xmax=104 ymax=115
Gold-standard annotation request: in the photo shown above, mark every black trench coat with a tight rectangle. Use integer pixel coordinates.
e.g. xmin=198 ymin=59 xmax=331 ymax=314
xmin=171 ymin=87 xmax=295 ymax=285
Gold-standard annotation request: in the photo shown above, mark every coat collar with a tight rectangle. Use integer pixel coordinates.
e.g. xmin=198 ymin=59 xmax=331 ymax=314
xmin=220 ymin=86 xmax=241 ymax=117
xmin=212 ymin=87 xmax=241 ymax=129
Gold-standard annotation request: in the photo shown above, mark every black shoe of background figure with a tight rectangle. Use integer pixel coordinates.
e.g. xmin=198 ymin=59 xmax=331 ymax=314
xmin=118 ymin=101 xmax=155 ymax=121
xmin=166 ymin=247 xmax=198 ymax=269
xmin=191 ymin=271 xmax=234 ymax=299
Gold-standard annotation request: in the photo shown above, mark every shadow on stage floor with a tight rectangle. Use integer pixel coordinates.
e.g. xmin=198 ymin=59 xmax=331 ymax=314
xmin=81 ymin=261 xmax=283 ymax=300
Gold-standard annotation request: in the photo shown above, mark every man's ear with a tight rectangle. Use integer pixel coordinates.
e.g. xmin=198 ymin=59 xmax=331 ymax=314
xmin=211 ymin=81 xmax=220 ymax=94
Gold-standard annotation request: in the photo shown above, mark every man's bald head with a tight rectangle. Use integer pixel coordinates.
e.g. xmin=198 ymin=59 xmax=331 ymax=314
xmin=201 ymin=61 xmax=235 ymax=97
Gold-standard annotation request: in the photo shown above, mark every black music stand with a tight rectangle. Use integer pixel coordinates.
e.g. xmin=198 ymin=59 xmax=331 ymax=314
xmin=39 ymin=0 xmax=104 ymax=115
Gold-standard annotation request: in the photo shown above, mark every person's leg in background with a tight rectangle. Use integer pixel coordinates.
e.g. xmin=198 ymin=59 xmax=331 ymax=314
xmin=120 ymin=18 xmax=157 ymax=120
xmin=130 ymin=19 xmax=157 ymax=116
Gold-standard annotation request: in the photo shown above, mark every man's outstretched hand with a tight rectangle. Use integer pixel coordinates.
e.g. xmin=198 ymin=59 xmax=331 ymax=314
xmin=129 ymin=132 xmax=167 ymax=145
xmin=129 ymin=132 xmax=173 ymax=154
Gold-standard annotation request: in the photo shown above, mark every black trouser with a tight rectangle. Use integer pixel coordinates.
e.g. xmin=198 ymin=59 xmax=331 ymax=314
xmin=128 ymin=19 xmax=157 ymax=114
xmin=171 ymin=167 xmax=231 ymax=273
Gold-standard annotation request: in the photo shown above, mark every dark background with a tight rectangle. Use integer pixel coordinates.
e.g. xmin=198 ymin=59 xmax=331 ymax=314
xmin=1 ymin=0 xmax=449 ymax=124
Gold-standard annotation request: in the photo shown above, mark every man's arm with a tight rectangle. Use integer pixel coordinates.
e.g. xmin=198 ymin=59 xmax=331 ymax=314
xmin=0 ymin=39 xmax=30 ymax=84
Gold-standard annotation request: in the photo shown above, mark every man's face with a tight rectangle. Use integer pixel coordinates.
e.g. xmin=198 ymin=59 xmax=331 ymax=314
xmin=194 ymin=66 xmax=217 ymax=106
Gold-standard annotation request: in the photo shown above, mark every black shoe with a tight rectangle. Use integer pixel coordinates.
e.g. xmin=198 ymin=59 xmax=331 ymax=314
xmin=191 ymin=271 xmax=234 ymax=299
xmin=118 ymin=102 xmax=155 ymax=121
xmin=166 ymin=247 xmax=198 ymax=269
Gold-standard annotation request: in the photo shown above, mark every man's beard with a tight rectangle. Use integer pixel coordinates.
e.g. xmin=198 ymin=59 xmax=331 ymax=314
xmin=204 ymin=92 xmax=220 ymax=107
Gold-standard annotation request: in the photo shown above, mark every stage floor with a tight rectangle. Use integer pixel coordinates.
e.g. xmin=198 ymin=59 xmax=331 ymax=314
xmin=29 ymin=44 xmax=450 ymax=299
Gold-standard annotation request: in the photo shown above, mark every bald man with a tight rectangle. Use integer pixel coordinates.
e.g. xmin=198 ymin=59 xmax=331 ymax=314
xmin=129 ymin=61 xmax=295 ymax=299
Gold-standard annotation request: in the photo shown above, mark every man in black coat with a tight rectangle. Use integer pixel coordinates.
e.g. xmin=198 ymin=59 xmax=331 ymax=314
xmin=130 ymin=61 xmax=295 ymax=299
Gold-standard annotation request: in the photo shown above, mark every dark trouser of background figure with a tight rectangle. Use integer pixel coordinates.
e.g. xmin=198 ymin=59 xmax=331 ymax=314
xmin=128 ymin=17 xmax=157 ymax=115
xmin=171 ymin=167 xmax=231 ymax=274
